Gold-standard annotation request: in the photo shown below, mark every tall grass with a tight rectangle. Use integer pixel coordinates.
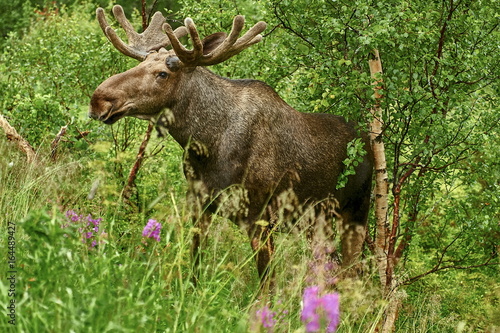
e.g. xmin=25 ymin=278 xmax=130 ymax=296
xmin=0 ymin=139 xmax=395 ymax=332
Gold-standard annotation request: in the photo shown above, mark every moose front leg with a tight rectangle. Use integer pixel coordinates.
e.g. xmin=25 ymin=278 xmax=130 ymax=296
xmin=191 ymin=212 xmax=211 ymax=285
xmin=183 ymin=141 xmax=212 ymax=285
xmin=248 ymin=224 xmax=275 ymax=293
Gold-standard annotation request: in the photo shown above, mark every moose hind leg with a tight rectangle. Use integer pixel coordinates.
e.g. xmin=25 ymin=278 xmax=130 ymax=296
xmin=308 ymin=205 xmax=339 ymax=289
xmin=340 ymin=220 xmax=366 ymax=274
xmin=248 ymin=224 xmax=275 ymax=293
xmin=339 ymin=198 xmax=370 ymax=276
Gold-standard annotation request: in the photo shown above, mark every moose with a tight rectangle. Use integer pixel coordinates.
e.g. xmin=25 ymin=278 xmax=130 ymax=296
xmin=89 ymin=5 xmax=373 ymax=287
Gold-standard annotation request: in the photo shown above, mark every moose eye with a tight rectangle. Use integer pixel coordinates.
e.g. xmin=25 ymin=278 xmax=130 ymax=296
xmin=157 ymin=71 xmax=168 ymax=79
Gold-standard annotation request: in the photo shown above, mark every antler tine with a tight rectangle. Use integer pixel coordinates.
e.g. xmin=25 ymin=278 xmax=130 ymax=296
xmin=163 ymin=15 xmax=267 ymax=68
xmin=216 ymin=15 xmax=246 ymax=50
xmin=96 ymin=7 xmax=110 ymax=35
xmin=96 ymin=5 xmax=188 ymax=61
xmin=111 ymin=5 xmax=136 ymax=38
xmin=209 ymin=16 xmax=266 ymax=62
xmin=97 ymin=6 xmax=145 ymax=60
xmin=232 ymin=20 xmax=267 ymax=48
xmin=103 ymin=26 xmax=145 ymax=61
xmin=163 ymin=18 xmax=204 ymax=65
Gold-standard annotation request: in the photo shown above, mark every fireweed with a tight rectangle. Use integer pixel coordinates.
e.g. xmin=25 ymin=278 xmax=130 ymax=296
xmin=306 ymin=243 xmax=339 ymax=289
xmin=64 ymin=210 xmax=106 ymax=249
xmin=251 ymin=301 xmax=289 ymax=332
xmin=301 ymin=286 xmax=340 ymax=332
xmin=256 ymin=305 xmax=277 ymax=329
xmin=142 ymin=219 xmax=162 ymax=242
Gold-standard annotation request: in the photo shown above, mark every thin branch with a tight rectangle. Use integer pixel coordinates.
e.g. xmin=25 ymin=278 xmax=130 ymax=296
xmin=141 ymin=0 xmax=148 ymax=31
xmin=50 ymin=125 xmax=68 ymax=162
xmin=0 ymin=114 xmax=38 ymax=164
xmin=122 ymin=122 xmax=154 ymax=203
xmin=262 ymin=24 xmax=281 ymax=38
xmin=272 ymin=4 xmax=316 ymax=48
xmin=402 ymin=256 xmax=498 ymax=286
xmin=147 ymin=0 xmax=160 ymax=25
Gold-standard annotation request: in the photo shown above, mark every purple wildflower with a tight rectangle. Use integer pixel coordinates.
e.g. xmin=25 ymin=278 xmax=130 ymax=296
xmin=256 ymin=305 xmax=277 ymax=328
xmin=87 ymin=215 xmax=102 ymax=226
xmin=142 ymin=219 xmax=162 ymax=242
xmin=301 ymin=286 xmax=340 ymax=332
xmin=64 ymin=210 xmax=105 ymax=249
xmin=66 ymin=210 xmax=81 ymax=222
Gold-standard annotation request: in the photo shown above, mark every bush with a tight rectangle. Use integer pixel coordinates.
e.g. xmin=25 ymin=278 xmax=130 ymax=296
xmin=0 ymin=2 xmax=134 ymax=147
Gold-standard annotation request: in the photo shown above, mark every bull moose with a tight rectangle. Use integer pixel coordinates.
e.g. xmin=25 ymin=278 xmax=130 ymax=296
xmin=89 ymin=5 xmax=373 ymax=288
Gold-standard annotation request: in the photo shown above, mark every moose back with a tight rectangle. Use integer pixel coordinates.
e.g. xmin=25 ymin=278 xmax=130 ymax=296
xmin=89 ymin=5 xmax=373 ymax=285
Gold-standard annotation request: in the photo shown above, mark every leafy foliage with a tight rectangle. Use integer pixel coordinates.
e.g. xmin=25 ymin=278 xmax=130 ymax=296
xmin=0 ymin=0 xmax=498 ymax=332
xmin=1 ymin=2 xmax=133 ymax=147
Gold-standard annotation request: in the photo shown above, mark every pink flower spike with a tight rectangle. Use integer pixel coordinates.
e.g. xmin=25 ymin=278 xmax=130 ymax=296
xmin=256 ymin=305 xmax=277 ymax=328
xmin=142 ymin=219 xmax=162 ymax=242
xmin=322 ymin=293 xmax=340 ymax=332
xmin=301 ymin=287 xmax=321 ymax=332
xmin=301 ymin=286 xmax=340 ymax=332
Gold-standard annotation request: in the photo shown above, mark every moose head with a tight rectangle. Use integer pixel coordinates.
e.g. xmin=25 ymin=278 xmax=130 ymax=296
xmin=90 ymin=5 xmax=373 ymax=289
xmin=90 ymin=6 xmax=266 ymax=127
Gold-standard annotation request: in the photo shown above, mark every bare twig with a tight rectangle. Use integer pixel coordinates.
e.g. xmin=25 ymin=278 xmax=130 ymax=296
xmin=122 ymin=121 xmax=154 ymax=203
xmin=0 ymin=114 xmax=38 ymax=164
xmin=402 ymin=256 xmax=498 ymax=286
xmin=272 ymin=4 xmax=315 ymax=48
xmin=50 ymin=125 xmax=67 ymax=162
xmin=74 ymin=128 xmax=91 ymax=143
xmin=121 ymin=3 xmax=156 ymax=206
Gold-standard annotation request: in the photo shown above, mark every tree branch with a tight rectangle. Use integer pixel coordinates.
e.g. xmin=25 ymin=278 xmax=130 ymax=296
xmin=0 ymin=114 xmax=38 ymax=164
xmin=272 ymin=4 xmax=316 ymax=48
xmin=402 ymin=256 xmax=498 ymax=286
xmin=50 ymin=125 xmax=68 ymax=162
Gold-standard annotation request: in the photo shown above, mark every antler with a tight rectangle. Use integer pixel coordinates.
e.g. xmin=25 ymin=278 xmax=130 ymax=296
xmin=163 ymin=15 xmax=267 ymax=67
xmin=97 ymin=5 xmax=188 ymax=61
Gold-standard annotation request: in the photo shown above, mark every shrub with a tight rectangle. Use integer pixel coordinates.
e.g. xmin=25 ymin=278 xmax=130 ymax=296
xmin=0 ymin=2 xmax=133 ymax=147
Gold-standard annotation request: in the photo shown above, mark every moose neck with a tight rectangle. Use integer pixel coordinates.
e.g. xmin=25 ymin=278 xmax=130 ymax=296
xmin=164 ymin=67 xmax=255 ymax=149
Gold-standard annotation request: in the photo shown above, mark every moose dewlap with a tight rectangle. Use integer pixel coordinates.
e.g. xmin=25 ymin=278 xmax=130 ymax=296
xmin=89 ymin=5 xmax=373 ymax=287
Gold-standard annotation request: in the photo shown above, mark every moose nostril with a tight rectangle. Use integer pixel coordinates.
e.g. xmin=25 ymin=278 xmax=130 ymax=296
xmin=88 ymin=111 xmax=101 ymax=120
xmin=89 ymin=92 xmax=116 ymax=121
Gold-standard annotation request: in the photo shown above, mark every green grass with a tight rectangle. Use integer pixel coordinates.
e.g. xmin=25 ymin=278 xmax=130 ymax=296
xmin=0 ymin=139 xmax=389 ymax=332
xmin=0 ymin=140 xmax=497 ymax=332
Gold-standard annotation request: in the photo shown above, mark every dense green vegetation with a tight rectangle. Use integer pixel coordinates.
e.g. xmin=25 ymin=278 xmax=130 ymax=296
xmin=0 ymin=0 xmax=498 ymax=332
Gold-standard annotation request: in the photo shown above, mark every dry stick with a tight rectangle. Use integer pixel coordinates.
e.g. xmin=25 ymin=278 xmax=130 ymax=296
xmin=50 ymin=125 xmax=67 ymax=162
xmin=0 ymin=114 xmax=38 ymax=164
xmin=122 ymin=2 xmax=154 ymax=204
xmin=368 ymin=49 xmax=390 ymax=290
xmin=141 ymin=0 xmax=148 ymax=31
xmin=122 ymin=122 xmax=154 ymax=202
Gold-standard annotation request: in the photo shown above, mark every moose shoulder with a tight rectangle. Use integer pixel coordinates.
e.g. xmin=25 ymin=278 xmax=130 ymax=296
xmin=89 ymin=5 xmax=373 ymax=287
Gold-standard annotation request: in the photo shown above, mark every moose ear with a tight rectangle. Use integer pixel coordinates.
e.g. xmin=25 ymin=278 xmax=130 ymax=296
xmin=202 ymin=32 xmax=228 ymax=55
xmin=166 ymin=56 xmax=182 ymax=72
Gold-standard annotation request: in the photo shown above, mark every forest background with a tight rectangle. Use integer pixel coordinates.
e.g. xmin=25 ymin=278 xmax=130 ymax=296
xmin=0 ymin=0 xmax=498 ymax=332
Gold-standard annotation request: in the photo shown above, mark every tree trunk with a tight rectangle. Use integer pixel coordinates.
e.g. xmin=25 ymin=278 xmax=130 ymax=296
xmin=368 ymin=50 xmax=405 ymax=333
xmin=368 ymin=50 xmax=390 ymax=288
